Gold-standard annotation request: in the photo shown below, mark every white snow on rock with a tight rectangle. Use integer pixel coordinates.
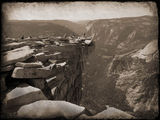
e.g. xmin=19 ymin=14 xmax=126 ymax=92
xmin=17 ymin=100 xmax=85 ymax=119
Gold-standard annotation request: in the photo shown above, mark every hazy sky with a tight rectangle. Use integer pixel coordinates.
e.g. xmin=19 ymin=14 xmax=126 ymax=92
xmin=2 ymin=2 xmax=156 ymax=21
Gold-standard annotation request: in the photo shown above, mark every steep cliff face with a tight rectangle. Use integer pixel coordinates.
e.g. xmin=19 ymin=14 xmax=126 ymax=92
xmin=107 ymin=40 xmax=159 ymax=118
xmin=1 ymin=36 xmax=93 ymax=117
xmin=86 ymin=16 xmax=158 ymax=55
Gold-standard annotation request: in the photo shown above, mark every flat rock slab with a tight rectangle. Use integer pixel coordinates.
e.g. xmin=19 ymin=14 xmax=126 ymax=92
xmin=12 ymin=65 xmax=60 ymax=78
xmin=1 ymin=46 xmax=35 ymax=66
xmin=79 ymin=107 xmax=134 ymax=119
xmin=3 ymin=38 xmax=18 ymax=44
xmin=27 ymin=41 xmax=45 ymax=47
xmin=17 ymin=100 xmax=85 ymax=119
xmin=34 ymin=52 xmax=62 ymax=62
xmin=15 ymin=62 xmax=43 ymax=68
xmin=5 ymin=84 xmax=47 ymax=108
xmin=2 ymin=42 xmax=27 ymax=51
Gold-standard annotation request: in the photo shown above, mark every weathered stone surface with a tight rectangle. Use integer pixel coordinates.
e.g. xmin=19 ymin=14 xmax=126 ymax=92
xmin=48 ymin=59 xmax=57 ymax=64
xmin=29 ymin=41 xmax=45 ymax=47
xmin=3 ymin=38 xmax=18 ymax=44
xmin=56 ymin=62 xmax=66 ymax=67
xmin=34 ymin=52 xmax=46 ymax=62
xmin=12 ymin=66 xmax=58 ymax=78
xmin=34 ymin=52 xmax=62 ymax=62
xmin=140 ymin=40 xmax=158 ymax=55
xmin=46 ymin=76 xmax=57 ymax=88
xmin=27 ymin=79 xmax=54 ymax=100
xmin=108 ymin=42 xmax=159 ymax=118
xmin=15 ymin=62 xmax=43 ymax=68
xmin=132 ymin=40 xmax=158 ymax=62
xmin=46 ymin=73 xmax=65 ymax=89
xmin=17 ymin=100 xmax=85 ymax=119
xmin=44 ymin=44 xmax=77 ymax=53
xmin=22 ymin=38 xmax=42 ymax=42
xmin=1 ymin=65 xmax=14 ymax=72
xmin=51 ymin=87 xmax=57 ymax=95
xmin=1 ymin=35 xmax=92 ymax=118
xmin=79 ymin=106 xmax=134 ymax=119
xmin=1 ymin=46 xmax=35 ymax=66
xmin=84 ymin=39 xmax=92 ymax=45
xmin=5 ymin=84 xmax=47 ymax=108
xmin=2 ymin=42 xmax=26 ymax=51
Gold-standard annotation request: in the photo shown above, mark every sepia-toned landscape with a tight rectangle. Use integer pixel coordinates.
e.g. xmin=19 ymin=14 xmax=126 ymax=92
xmin=1 ymin=2 xmax=159 ymax=119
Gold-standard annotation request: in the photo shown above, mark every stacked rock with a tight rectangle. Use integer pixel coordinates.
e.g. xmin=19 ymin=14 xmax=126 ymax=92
xmin=1 ymin=36 xmax=93 ymax=117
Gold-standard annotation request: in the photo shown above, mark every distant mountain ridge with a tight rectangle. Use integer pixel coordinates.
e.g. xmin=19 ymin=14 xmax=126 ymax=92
xmin=3 ymin=20 xmax=86 ymax=38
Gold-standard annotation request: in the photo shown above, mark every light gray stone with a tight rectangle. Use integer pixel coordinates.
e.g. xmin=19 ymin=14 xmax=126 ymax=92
xmin=17 ymin=100 xmax=85 ymax=118
xmin=15 ymin=62 xmax=43 ymax=68
xmin=79 ymin=106 xmax=135 ymax=119
xmin=34 ymin=52 xmax=62 ymax=62
xmin=12 ymin=63 xmax=64 ymax=79
xmin=12 ymin=66 xmax=58 ymax=79
xmin=1 ymin=46 xmax=35 ymax=66
xmin=44 ymin=44 xmax=77 ymax=53
xmin=5 ymin=84 xmax=47 ymax=108
xmin=2 ymin=42 xmax=26 ymax=51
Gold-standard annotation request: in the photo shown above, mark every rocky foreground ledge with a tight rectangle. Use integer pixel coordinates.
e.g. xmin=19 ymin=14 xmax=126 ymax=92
xmin=1 ymin=36 xmax=134 ymax=119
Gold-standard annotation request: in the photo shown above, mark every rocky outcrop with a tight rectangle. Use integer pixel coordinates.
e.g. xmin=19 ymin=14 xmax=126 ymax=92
xmin=1 ymin=35 xmax=93 ymax=118
xmin=132 ymin=40 xmax=158 ymax=62
xmin=107 ymin=40 xmax=159 ymax=118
